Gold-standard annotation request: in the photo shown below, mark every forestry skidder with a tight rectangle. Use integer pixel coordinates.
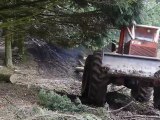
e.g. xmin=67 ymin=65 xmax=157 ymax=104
xmin=82 ymin=23 xmax=160 ymax=109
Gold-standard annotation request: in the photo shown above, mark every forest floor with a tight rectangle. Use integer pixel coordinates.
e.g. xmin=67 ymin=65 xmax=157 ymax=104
xmin=0 ymin=41 xmax=160 ymax=119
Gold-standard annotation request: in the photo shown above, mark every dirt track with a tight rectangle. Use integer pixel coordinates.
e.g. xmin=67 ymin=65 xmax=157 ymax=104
xmin=0 ymin=83 xmax=38 ymax=120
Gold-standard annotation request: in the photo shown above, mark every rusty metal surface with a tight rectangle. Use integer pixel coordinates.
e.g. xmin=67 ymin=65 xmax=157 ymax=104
xmin=102 ymin=53 xmax=160 ymax=81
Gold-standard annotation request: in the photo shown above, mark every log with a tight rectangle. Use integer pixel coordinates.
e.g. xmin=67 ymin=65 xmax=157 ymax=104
xmin=0 ymin=67 xmax=13 ymax=82
xmin=75 ymin=67 xmax=84 ymax=72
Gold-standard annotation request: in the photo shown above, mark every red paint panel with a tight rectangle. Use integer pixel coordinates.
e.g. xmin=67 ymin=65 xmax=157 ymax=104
xmin=118 ymin=28 xmax=126 ymax=54
xmin=124 ymin=40 xmax=158 ymax=57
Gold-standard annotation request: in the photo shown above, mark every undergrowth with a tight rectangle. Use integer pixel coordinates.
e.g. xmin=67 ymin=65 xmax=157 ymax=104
xmin=38 ymin=89 xmax=84 ymax=112
xmin=38 ymin=89 xmax=112 ymax=119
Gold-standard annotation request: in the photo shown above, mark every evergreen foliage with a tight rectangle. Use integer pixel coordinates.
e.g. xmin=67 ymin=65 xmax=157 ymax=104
xmin=0 ymin=0 xmax=157 ymax=66
xmin=141 ymin=0 xmax=160 ymax=26
xmin=38 ymin=89 xmax=84 ymax=112
xmin=0 ymin=0 xmax=144 ymax=48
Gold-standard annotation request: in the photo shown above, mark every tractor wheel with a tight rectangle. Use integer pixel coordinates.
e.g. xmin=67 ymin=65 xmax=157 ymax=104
xmin=131 ymin=86 xmax=152 ymax=102
xmin=87 ymin=51 xmax=108 ymax=106
xmin=153 ymin=86 xmax=160 ymax=109
xmin=81 ymin=55 xmax=93 ymax=98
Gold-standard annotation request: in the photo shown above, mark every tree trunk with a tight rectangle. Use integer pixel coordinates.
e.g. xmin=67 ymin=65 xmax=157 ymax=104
xmin=18 ymin=38 xmax=24 ymax=56
xmin=18 ymin=34 xmax=25 ymax=62
xmin=5 ymin=29 xmax=13 ymax=68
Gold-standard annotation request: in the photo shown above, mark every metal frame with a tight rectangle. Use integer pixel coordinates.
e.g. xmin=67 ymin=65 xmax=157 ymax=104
xmin=102 ymin=52 xmax=160 ymax=80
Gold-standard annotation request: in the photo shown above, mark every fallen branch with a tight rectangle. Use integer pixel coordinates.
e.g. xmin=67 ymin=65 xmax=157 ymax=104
xmin=108 ymin=101 xmax=134 ymax=113
xmin=78 ymin=60 xmax=84 ymax=67
xmin=24 ymin=113 xmax=83 ymax=120
xmin=3 ymin=96 xmax=17 ymax=108
xmin=3 ymin=96 xmax=22 ymax=119
xmin=122 ymin=115 xmax=160 ymax=119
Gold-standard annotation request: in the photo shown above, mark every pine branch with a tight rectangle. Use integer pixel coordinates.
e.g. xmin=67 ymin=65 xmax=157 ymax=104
xmin=0 ymin=0 xmax=48 ymax=11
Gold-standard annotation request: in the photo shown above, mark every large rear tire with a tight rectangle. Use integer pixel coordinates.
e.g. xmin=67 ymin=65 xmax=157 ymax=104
xmin=153 ymin=86 xmax=160 ymax=109
xmin=131 ymin=86 xmax=152 ymax=102
xmin=81 ymin=55 xmax=93 ymax=98
xmin=87 ymin=51 xmax=108 ymax=106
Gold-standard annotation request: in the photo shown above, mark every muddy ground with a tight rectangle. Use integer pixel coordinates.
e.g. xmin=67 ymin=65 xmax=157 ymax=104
xmin=0 ymin=41 xmax=160 ymax=120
